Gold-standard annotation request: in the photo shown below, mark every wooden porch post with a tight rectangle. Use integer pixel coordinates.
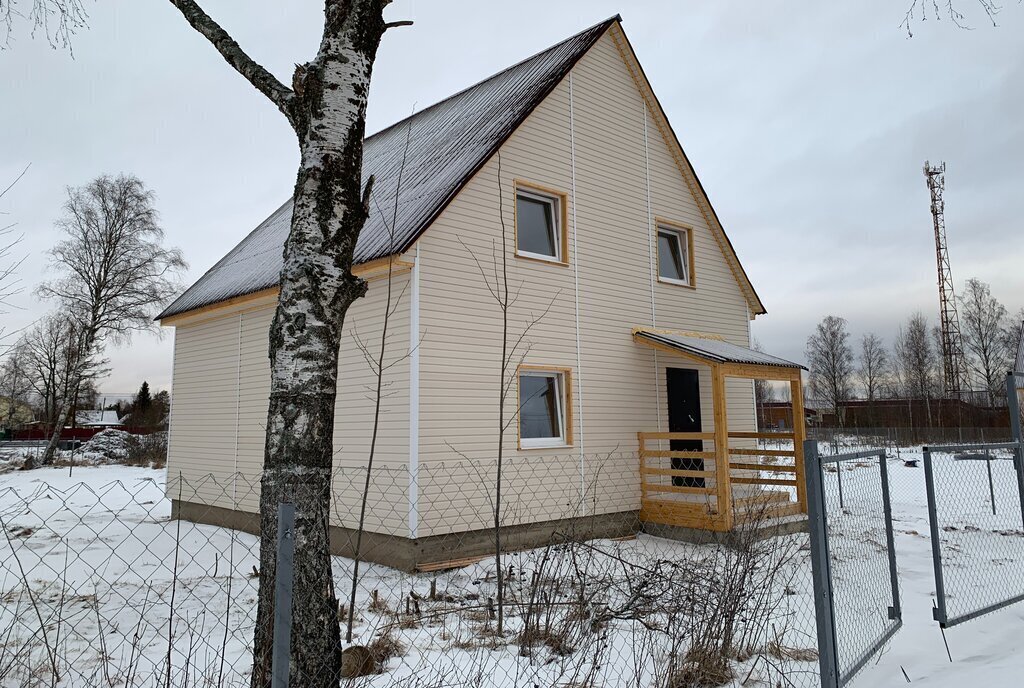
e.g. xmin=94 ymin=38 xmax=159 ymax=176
xmin=791 ymin=375 xmax=807 ymax=512
xmin=712 ymin=365 xmax=733 ymax=529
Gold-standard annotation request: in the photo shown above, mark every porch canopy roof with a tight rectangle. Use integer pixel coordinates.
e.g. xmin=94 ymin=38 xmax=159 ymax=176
xmin=632 ymin=328 xmax=806 ymax=379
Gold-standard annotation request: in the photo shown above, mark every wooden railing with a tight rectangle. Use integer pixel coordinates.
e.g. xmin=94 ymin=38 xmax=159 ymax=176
xmin=637 ymin=431 xmax=729 ymax=531
xmin=638 ymin=430 xmax=807 ymax=531
xmin=726 ymin=431 xmax=806 ymax=521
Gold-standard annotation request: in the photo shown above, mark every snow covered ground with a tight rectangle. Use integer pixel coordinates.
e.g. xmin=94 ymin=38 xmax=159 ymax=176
xmin=0 ymin=444 xmax=1021 ymax=687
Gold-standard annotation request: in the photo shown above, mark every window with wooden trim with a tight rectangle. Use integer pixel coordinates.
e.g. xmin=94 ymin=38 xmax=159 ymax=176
xmin=515 ymin=182 xmax=567 ymax=264
xmin=657 ymin=224 xmax=693 ymax=286
xmin=518 ymin=367 xmax=571 ymax=448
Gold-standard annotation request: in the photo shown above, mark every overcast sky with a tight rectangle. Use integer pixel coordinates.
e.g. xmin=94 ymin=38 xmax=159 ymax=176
xmin=2 ymin=0 xmax=1021 ymax=399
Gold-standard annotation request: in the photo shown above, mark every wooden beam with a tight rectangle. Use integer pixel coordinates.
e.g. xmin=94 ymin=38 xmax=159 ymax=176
xmin=632 ymin=333 xmax=714 ymax=367
xmin=728 ymin=462 xmax=797 ymax=473
xmin=631 ymin=326 xmax=725 ymax=342
xmin=351 ymin=255 xmax=415 ymax=280
xmin=728 ymin=448 xmax=796 ymax=458
xmin=720 ymin=362 xmax=803 ymax=381
xmin=159 ymin=287 xmax=280 ymax=327
xmin=731 ymin=477 xmax=798 ymax=487
xmin=645 ymin=484 xmax=716 ymax=496
xmin=641 ymin=467 xmax=717 ymax=478
xmin=728 ymin=431 xmax=795 ymax=441
xmin=711 ymin=365 xmax=733 ymax=528
xmin=638 ymin=431 xmax=716 ymax=441
xmin=791 ymin=378 xmax=808 ymax=513
xmin=641 ymin=450 xmax=717 ymax=460
xmin=160 ymin=256 xmax=413 ymax=327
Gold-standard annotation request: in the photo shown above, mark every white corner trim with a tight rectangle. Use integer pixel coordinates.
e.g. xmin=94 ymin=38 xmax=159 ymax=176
xmin=408 ymin=243 xmax=421 ymax=539
xmin=569 ymin=71 xmax=587 ymax=514
xmin=643 ymin=101 xmax=662 ymax=432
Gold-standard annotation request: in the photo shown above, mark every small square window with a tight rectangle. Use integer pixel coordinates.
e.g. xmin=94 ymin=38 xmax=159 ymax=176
xmin=658 ymin=226 xmax=691 ymax=285
xmin=516 ymin=188 xmax=562 ymax=262
xmin=519 ymin=370 xmax=568 ymax=448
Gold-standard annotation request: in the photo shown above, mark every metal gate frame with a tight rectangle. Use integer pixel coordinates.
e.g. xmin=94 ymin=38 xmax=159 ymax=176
xmin=923 ymin=371 xmax=1024 ymax=629
xmin=803 ymin=441 xmax=903 ymax=688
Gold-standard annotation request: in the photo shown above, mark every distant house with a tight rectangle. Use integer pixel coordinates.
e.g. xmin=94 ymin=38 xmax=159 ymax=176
xmin=75 ymin=410 xmax=123 ymax=429
xmin=758 ymin=401 xmax=818 ymax=430
xmin=157 ymin=16 xmax=807 ymax=570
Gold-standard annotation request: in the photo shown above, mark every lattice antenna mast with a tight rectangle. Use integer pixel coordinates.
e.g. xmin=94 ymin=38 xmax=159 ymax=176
xmin=924 ymin=161 xmax=969 ymax=398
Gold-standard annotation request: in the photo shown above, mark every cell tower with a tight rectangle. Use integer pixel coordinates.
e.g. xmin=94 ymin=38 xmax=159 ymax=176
xmin=924 ymin=161 xmax=969 ymax=398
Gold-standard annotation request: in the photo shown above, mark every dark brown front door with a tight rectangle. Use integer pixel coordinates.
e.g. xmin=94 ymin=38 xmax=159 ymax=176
xmin=667 ymin=368 xmax=704 ymax=488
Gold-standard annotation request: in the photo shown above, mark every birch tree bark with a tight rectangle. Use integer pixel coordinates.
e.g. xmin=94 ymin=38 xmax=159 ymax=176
xmin=165 ymin=2 xmax=395 ymax=685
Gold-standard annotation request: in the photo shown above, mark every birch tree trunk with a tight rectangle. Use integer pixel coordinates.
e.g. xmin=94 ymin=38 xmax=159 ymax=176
xmin=166 ymin=2 xmax=393 ymax=683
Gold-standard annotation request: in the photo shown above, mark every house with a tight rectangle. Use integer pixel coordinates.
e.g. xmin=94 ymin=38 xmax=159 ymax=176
xmin=758 ymin=401 xmax=818 ymax=431
xmin=158 ymin=16 xmax=807 ymax=570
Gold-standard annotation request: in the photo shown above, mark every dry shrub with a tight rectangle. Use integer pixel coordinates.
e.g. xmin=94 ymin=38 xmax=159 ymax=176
xmin=366 ymin=590 xmax=390 ymax=615
xmin=124 ymin=432 xmax=168 ymax=468
xmin=367 ymin=628 xmax=406 ymax=669
xmin=667 ymin=650 xmax=734 ymax=688
xmin=766 ymin=639 xmax=818 ymax=662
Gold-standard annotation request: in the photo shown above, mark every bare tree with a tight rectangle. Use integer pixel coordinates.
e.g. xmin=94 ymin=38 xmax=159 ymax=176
xmin=751 ymin=339 xmax=776 ymax=430
xmin=158 ymin=2 xmax=409 ymax=685
xmin=895 ymin=312 xmax=940 ymax=422
xmin=344 ymin=120 xmax=414 ymax=646
xmin=858 ymin=333 xmax=890 ymax=402
xmin=958 ymin=278 xmax=1011 ymax=404
xmin=19 ymin=313 xmax=105 ymax=435
xmin=0 ymin=0 xmax=88 ymax=49
xmin=805 ymin=315 xmax=854 ymax=425
xmin=0 ymin=340 xmax=32 ymax=433
xmin=0 ymin=165 xmax=29 ymax=349
xmin=9 ymin=1 xmax=407 ymax=681
xmin=451 ymin=151 xmax=558 ymax=636
xmin=30 ymin=174 xmax=184 ymax=466
xmin=901 ymin=0 xmax=1003 ymax=36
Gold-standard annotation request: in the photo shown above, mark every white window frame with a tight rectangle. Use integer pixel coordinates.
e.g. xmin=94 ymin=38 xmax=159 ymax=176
xmin=515 ymin=188 xmax=563 ymax=263
xmin=657 ymin=225 xmax=691 ymax=286
xmin=518 ymin=370 xmax=567 ymax=449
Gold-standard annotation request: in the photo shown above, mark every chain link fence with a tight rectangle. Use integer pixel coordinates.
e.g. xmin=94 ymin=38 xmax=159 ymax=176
xmin=804 ymin=443 xmax=901 ymax=688
xmin=921 ymin=373 xmax=1024 ymax=630
xmin=0 ymin=451 xmax=833 ymax=688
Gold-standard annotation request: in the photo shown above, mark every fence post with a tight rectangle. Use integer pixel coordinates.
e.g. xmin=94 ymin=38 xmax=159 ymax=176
xmin=1006 ymin=372 xmax=1024 ymax=530
xmin=877 ymin=451 xmax=902 ymax=622
xmin=271 ymin=502 xmax=296 ymax=688
xmin=803 ymin=440 xmax=840 ymax=688
xmin=922 ymin=448 xmax=948 ymax=627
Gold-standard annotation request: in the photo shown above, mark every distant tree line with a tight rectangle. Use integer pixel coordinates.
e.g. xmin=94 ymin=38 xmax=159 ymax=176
xmin=798 ymin=278 xmax=1022 ymax=427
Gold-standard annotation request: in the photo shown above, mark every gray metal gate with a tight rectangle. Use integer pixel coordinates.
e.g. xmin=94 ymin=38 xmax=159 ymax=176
xmin=922 ymin=372 xmax=1024 ymax=629
xmin=803 ymin=441 xmax=902 ymax=688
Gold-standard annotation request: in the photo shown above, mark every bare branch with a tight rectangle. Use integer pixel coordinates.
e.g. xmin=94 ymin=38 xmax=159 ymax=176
xmin=900 ymin=0 xmax=1003 ymax=36
xmin=165 ymin=0 xmax=295 ymax=119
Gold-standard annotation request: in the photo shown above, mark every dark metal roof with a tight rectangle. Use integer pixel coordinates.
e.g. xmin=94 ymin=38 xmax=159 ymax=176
xmin=159 ymin=16 xmax=619 ymax=320
xmin=634 ymin=330 xmax=806 ymax=370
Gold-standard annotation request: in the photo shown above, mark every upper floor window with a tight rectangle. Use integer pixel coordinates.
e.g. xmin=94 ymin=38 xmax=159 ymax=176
xmin=515 ymin=181 xmax=567 ymax=264
xmin=657 ymin=223 xmax=693 ymax=286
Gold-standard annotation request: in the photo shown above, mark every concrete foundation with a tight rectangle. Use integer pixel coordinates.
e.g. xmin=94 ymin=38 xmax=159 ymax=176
xmin=172 ymin=499 xmax=639 ymax=572
xmin=641 ymin=513 xmax=808 ymax=547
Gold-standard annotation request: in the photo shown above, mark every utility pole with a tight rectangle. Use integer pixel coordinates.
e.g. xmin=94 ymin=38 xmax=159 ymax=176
xmin=924 ymin=161 xmax=969 ymax=399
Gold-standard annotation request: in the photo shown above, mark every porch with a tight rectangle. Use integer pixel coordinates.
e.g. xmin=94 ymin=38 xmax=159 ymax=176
xmin=632 ymin=328 xmax=808 ymax=533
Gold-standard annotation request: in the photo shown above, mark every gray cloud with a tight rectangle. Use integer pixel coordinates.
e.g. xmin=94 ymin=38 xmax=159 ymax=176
xmin=1 ymin=0 xmax=1020 ymax=393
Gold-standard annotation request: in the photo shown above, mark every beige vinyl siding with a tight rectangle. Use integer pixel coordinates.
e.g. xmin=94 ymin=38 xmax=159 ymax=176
xmin=166 ymin=30 xmax=763 ymax=540
xmin=166 ymin=270 xmax=412 ymax=536
xmin=414 ymin=32 xmax=758 ymax=536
